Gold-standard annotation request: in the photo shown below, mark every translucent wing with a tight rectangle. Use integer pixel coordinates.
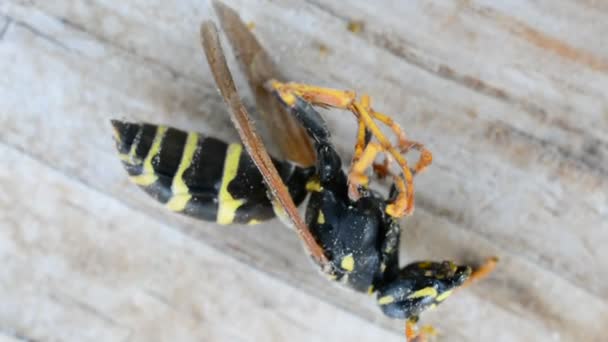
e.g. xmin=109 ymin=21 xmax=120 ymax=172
xmin=212 ymin=0 xmax=316 ymax=167
xmin=200 ymin=20 xmax=330 ymax=271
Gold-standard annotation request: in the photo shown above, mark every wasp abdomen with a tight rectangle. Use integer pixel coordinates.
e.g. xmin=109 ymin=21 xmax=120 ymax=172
xmin=111 ymin=120 xmax=312 ymax=225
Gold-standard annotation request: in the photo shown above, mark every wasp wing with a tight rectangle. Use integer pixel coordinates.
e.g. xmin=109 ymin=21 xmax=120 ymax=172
xmin=212 ymin=0 xmax=315 ymax=167
xmin=200 ymin=21 xmax=330 ymax=271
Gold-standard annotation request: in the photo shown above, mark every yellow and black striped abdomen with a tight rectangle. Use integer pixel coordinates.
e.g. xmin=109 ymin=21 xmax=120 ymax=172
xmin=111 ymin=120 xmax=313 ymax=225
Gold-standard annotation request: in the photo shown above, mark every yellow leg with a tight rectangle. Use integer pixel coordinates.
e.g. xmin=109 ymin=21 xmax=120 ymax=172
xmin=387 ymin=174 xmax=413 ymax=217
xmin=370 ymin=110 xmax=409 ymax=149
xmin=352 ymin=119 xmax=367 ymax=165
xmin=348 ymin=142 xmax=412 ymax=217
xmin=370 ymin=110 xmax=432 ymax=174
xmin=348 ymin=142 xmax=382 ymax=199
xmin=406 ymin=319 xmax=438 ymax=342
xmin=266 ymin=79 xmax=356 ymax=108
xmin=405 ymin=319 xmax=419 ymax=342
xmin=352 ymin=101 xmax=415 ymax=217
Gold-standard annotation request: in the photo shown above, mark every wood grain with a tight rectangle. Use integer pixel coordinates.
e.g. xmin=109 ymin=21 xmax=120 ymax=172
xmin=1 ymin=0 xmax=606 ymax=341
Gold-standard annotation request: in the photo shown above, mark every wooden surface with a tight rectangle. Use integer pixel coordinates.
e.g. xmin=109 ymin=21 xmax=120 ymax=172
xmin=1 ymin=1 xmax=607 ymax=341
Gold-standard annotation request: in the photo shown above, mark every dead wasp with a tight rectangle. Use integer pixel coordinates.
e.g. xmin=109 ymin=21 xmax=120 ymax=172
xmin=111 ymin=3 xmax=496 ymax=341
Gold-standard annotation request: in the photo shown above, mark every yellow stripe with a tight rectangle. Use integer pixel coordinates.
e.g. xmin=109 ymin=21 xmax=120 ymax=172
xmin=126 ymin=125 xmax=143 ymax=165
xmin=217 ymin=144 xmax=246 ymax=224
xmin=166 ymin=132 xmax=199 ymax=211
xmin=130 ymin=173 xmax=158 ymax=186
xmin=378 ymin=295 xmax=395 ymax=305
xmin=407 ymin=287 xmax=438 ymax=299
xmin=130 ymin=126 xmax=167 ymax=186
xmin=436 ymin=290 xmax=453 ymax=302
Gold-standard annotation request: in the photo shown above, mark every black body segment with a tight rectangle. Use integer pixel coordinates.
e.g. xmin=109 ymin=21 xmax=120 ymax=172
xmin=111 ymin=120 xmax=312 ymax=224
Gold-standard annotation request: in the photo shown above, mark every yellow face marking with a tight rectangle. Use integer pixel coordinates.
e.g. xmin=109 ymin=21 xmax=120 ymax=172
xmin=305 ymin=178 xmax=323 ymax=192
xmin=340 ymin=253 xmax=355 ymax=272
xmin=378 ymin=295 xmax=395 ymax=305
xmin=248 ymin=219 xmax=262 ymax=225
xmin=317 ymin=211 xmax=325 ymax=224
xmin=407 ymin=287 xmax=438 ymax=299
xmin=130 ymin=173 xmax=158 ymax=186
xmin=130 ymin=126 xmax=167 ymax=186
xmin=380 ymin=262 xmax=387 ymax=273
xmin=436 ymin=290 xmax=453 ymax=302
xmin=217 ymin=144 xmax=246 ymax=224
xmin=166 ymin=131 xmax=198 ymax=212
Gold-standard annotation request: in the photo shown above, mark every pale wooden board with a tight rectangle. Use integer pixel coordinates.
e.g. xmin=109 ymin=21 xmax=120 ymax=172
xmin=0 ymin=0 xmax=606 ymax=341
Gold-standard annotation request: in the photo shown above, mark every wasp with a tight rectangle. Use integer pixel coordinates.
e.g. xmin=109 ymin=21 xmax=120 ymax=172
xmin=111 ymin=3 xmax=496 ymax=340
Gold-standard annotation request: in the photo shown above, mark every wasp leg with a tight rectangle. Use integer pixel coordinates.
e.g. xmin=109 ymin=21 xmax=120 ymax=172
xmin=406 ymin=319 xmax=428 ymax=342
xmin=352 ymin=120 xmax=369 ymax=166
xmin=405 ymin=319 xmax=419 ymax=342
xmin=354 ymin=97 xmax=397 ymax=181
xmin=278 ymin=96 xmax=346 ymax=191
xmin=346 ymin=119 xmax=374 ymax=201
xmin=351 ymin=99 xmax=418 ymax=217
xmin=371 ymin=110 xmax=408 ymax=149
xmin=405 ymin=319 xmax=438 ymax=342
xmin=347 ymin=141 xmax=412 ymax=217
xmin=348 ymin=141 xmax=379 ymax=196
xmin=266 ymin=79 xmax=356 ymax=109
